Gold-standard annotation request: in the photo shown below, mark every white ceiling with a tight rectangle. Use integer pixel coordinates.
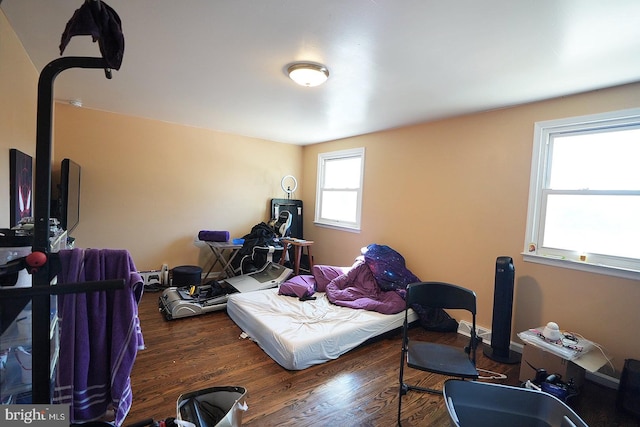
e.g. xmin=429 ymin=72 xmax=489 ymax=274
xmin=3 ymin=1 xmax=640 ymax=145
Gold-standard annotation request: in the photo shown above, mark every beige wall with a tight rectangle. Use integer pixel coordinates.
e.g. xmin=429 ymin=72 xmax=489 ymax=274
xmin=2 ymin=10 xmax=639 ymax=374
xmin=0 ymin=10 xmax=38 ymax=227
xmin=301 ymin=83 xmax=640 ymax=373
xmin=53 ymin=103 xmax=302 ymax=270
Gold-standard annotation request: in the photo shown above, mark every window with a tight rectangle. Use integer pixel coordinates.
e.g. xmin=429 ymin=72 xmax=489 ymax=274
xmin=524 ymin=108 xmax=640 ymax=280
xmin=315 ymin=148 xmax=365 ymax=231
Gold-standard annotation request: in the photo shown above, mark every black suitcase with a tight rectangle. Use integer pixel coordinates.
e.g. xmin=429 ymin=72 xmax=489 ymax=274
xmin=618 ymin=358 xmax=640 ymax=419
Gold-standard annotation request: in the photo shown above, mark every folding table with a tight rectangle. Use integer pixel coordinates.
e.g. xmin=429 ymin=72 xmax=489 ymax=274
xmin=202 ymin=241 xmax=243 ymax=279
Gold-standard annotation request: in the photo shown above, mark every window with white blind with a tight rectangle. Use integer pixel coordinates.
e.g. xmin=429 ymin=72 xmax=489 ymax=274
xmin=523 ymin=108 xmax=640 ymax=280
xmin=314 ymin=148 xmax=365 ymax=231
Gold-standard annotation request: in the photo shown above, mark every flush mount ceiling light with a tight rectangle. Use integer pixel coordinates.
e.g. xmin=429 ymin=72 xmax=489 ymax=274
xmin=287 ymin=62 xmax=329 ymax=87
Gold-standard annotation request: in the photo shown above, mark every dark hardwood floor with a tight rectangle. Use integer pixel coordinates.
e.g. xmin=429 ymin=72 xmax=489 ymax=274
xmin=124 ymin=291 xmax=639 ymax=426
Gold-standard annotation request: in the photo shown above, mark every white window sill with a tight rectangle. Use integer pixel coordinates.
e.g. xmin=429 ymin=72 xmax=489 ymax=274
xmin=313 ymin=221 xmax=361 ymax=233
xmin=522 ymin=253 xmax=640 ymax=281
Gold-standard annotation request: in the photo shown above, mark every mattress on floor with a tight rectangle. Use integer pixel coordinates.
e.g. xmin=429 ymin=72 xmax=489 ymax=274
xmin=226 ymin=288 xmax=417 ymax=370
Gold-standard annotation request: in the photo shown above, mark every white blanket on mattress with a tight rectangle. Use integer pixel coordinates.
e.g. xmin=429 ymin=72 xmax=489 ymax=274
xmin=226 ymin=288 xmax=416 ymax=370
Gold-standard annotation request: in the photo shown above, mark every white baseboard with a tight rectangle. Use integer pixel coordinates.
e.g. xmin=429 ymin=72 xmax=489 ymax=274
xmin=585 ymin=370 xmax=619 ymax=389
xmin=457 ymin=319 xmax=492 ymax=342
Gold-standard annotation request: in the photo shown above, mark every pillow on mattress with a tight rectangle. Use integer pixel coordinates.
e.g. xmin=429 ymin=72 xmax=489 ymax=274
xmin=279 ymin=274 xmax=316 ymax=298
xmin=313 ymin=265 xmax=351 ymax=291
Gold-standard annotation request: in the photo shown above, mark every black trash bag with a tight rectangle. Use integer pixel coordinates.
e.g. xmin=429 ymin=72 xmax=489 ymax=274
xmin=411 ymin=302 xmax=459 ymax=332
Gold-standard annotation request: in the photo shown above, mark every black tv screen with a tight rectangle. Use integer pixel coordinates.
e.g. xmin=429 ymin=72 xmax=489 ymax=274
xmin=60 ymin=158 xmax=81 ymax=233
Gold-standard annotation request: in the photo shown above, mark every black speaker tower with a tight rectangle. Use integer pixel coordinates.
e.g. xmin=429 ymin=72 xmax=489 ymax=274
xmin=483 ymin=256 xmax=521 ymax=364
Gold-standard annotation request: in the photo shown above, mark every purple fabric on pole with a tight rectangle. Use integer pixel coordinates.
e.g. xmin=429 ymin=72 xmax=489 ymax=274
xmin=198 ymin=230 xmax=230 ymax=242
xmin=54 ymin=248 xmax=143 ymax=427
xmin=59 ymin=0 xmax=124 ymax=70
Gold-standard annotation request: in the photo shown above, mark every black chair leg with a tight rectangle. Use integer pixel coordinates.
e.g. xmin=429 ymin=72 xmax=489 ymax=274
xmin=398 ymin=346 xmax=407 ymax=426
xmin=397 ymin=386 xmax=403 ymax=427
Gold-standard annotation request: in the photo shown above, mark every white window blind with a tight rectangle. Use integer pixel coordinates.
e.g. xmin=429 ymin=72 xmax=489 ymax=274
xmin=524 ymin=108 xmax=640 ymax=280
xmin=315 ymin=148 xmax=365 ymax=231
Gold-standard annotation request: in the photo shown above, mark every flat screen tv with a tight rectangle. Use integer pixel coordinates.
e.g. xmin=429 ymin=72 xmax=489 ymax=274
xmin=59 ymin=158 xmax=81 ymax=233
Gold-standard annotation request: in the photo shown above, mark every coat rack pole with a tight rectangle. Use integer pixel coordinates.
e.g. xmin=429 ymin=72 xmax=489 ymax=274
xmin=31 ymin=56 xmax=109 ymax=403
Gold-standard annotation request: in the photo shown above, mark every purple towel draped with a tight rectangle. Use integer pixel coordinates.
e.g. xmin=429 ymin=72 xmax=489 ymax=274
xmin=198 ymin=230 xmax=230 ymax=242
xmin=53 ymin=248 xmax=144 ymax=426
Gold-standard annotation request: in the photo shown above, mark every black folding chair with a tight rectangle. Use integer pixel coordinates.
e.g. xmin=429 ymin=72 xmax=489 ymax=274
xmin=398 ymin=281 xmax=479 ymax=426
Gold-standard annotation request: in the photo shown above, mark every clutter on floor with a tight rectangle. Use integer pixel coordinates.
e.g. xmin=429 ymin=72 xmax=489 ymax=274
xmin=159 ymin=262 xmax=292 ymax=320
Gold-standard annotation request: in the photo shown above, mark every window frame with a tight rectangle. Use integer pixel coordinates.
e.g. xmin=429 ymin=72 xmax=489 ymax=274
xmin=523 ymin=108 xmax=640 ymax=281
xmin=314 ymin=147 xmax=365 ymax=232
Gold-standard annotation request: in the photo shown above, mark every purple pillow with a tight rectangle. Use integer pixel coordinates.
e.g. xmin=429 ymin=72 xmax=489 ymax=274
xmin=312 ymin=265 xmax=351 ymax=292
xmin=278 ymin=275 xmax=316 ymax=298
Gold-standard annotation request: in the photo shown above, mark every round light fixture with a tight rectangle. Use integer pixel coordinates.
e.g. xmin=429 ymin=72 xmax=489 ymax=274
xmin=287 ymin=62 xmax=329 ymax=87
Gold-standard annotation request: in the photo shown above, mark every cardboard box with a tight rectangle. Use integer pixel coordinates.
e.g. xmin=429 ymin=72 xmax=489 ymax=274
xmin=519 ymin=343 xmax=586 ymax=387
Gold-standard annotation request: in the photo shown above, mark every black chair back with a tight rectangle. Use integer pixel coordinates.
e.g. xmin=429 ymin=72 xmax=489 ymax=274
xmin=406 ymin=281 xmax=476 ymax=314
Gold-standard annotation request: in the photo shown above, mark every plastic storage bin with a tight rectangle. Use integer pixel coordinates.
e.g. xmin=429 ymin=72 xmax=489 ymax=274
xmin=176 ymin=386 xmax=247 ymax=427
xmin=443 ymin=380 xmax=587 ymax=427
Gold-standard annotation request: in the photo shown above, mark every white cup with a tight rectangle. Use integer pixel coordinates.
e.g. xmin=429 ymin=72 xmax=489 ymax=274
xmin=542 ymin=321 xmax=562 ymax=341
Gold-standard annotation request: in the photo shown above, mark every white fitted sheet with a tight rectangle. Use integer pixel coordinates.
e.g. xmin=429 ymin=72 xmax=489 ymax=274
xmin=226 ymin=288 xmax=417 ymax=370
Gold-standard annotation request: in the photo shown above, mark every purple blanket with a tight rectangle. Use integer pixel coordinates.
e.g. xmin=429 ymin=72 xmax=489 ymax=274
xmin=325 ymin=260 xmax=406 ymax=314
